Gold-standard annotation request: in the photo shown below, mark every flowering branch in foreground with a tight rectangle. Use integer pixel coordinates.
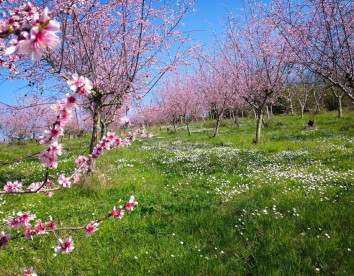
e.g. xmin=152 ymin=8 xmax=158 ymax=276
xmin=0 ymin=196 xmax=138 ymax=251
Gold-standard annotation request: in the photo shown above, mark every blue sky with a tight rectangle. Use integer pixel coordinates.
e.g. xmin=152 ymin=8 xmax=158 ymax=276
xmin=0 ymin=0 xmax=243 ymax=106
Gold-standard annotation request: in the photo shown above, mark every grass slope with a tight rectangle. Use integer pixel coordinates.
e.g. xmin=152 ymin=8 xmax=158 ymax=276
xmin=0 ymin=111 xmax=353 ymax=275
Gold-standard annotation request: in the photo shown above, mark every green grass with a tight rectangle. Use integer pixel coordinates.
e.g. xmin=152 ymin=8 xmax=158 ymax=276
xmin=0 ymin=111 xmax=353 ymax=275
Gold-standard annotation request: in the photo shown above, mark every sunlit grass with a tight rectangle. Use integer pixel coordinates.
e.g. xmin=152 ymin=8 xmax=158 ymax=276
xmin=0 ymin=111 xmax=353 ymax=275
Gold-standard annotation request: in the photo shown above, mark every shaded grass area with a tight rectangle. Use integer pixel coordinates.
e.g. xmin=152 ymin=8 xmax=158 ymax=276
xmin=0 ymin=111 xmax=353 ymax=275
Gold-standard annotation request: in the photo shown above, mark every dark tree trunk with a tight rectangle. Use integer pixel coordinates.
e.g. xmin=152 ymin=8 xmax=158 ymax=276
xmin=186 ymin=123 xmax=191 ymax=135
xmin=172 ymin=118 xmax=177 ymax=132
xmin=213 ymin=111 xmax=223 ymax=137
xmin=89 ymin=96 xmax=102 ymax=171
xmin=231 ymin=111 xmax=239 ymax=128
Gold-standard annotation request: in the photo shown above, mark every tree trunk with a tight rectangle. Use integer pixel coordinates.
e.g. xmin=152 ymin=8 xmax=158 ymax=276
xmin=172 ymin=119 xmax=177 ymax=132
xmin=213 ymin=112 xmax=223 ymax=137
xmin=231 ymin=111 xmax=239 ymax=128
xmin=186 ymin=123 xmax=191 ymax=135
xmin=289 ymin=99 xmax=294 ymax=115
xmin=100 ymin=121 xmax=107 ymax=139
xmin=89 ymin=98 xmax=102 ymax=171
xmin=337 ymin=96 xmax=343 ymax=118
xmin=254 ymin=110 xmax=263 ymax=144
xmin=266 ymin=105 xmax=270 ymax=120
xmin=253 ymin=108 xmax=257 ymax=119
xmin=300 ymin=106 xmax=304 ymax=118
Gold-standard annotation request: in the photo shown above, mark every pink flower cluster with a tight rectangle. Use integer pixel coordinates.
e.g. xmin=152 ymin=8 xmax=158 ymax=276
xmin=2 ymin=74 xmax=91 ymax=195
xmin=75 ymin=155 xmax=89 ymax=171
xmin=2 ymin=4 xmax=60 ymax=61
xmin=89 ymin=131 xmax=132 ymax=159
xmin=38 ymin=77 xmax=92 ymax=169
xmin=6 ymin=211 xmax=36 ymax=229
xmin=67 ymin=73 xmax=93 ymax=96
xmin=1 ymin=194 xmax=138 ymax=273
xmin=3 ymin=181 xmax=22 ymax=192
xmin=85 ymin=223 xmax=99 ymax=237
xmin=25 ymin=218 xmax=56 ymax=240
xmin=22 ymin=267 xmax=37 ymax=276
xmin=54 ymin=236 xmax=74 ymax=254
xmin=125 ymin=196 xmax=138 ymax=211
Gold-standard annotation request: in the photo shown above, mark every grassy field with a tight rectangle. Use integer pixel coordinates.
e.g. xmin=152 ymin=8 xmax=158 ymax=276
xmin=0 ymin=111 xmax=353 ymax=275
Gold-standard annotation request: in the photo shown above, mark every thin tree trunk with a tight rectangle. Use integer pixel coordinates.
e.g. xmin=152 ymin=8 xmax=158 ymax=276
xmin=213 ymin=111 xmax=223 ymax=137
xmin=266 ymin=105 xmax=270 ymax=120
xmin=214 ymin=118 xmax=221 ymax=137
xmin=337 ymin=96 xmax=343 ymax=118
xmin=289 ymin=99 xmax=294 ymax=115
xmin=186 ymin=123 xmax=191 ymax=135
xmin=89 ymin=99 xmax=102 ymax=171
xmin=300 ymin=106 xmax=304 ymax=118
xmin=231 ymin=111 xmax=240 ymax=128
xmin=253 ymin=108 xmax=257 ymax=119
xmin=172 ymin=119 xmax=177 ymax=132
xmin=254 ymin=110 xmax=263 ymax=144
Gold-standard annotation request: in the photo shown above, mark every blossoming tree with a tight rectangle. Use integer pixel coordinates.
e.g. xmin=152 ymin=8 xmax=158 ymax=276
xmin=1 ymin=0 xmax=195 ymax=160
xmin=0 ymin=3 xmax=152 ymax=274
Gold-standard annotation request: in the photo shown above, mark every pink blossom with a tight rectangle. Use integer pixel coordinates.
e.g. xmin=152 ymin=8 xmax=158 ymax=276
xmin=111 ymin=206 xmax=124 ymax=219
xmin=22 ymin=267 xmax=37 ymax=276
xmin=46 ymin=219 xmax=56 ymax=230
xmin=50 ymin=125 xmax=64 ymax=140
xmin=39 ymin=151 xmax=58 ymax=169
xmin=68 ymin=73 xmax=85 ymax=91
xmin=64 ymin=93 xmax=78 ymax=109
xmin=129 ymin=132 xmax=137 ymax=142
xmin=85 ymin=223 xmax=99 ymax=237
xmin=46 ymin=180 xmax=54 ymax=187
xmin=120 ymin=132 xmax=126 ymax=138
xmin=35 ymin=219 xmax=46 ymax=234
xmin=0 ymin=231 xmax=11 ymax=248
xmin=46 ymin=192 xmax=53 ymax=198
xmin=25 ymin=225 xmax=34 ymax=241
xmin=58 ymin=174 xmax=71 ymax=188
xmin=49 ymin=142 xmax=62 ymax=156
xmin=125 ymin=196 xmax=138 ymax=211
xmin=6 ymin=216 xmax=22 ymax=229
xmin=26 ymin=182 xmax=44 ymax=192
xmin=17 ymin=24 xmax=60 ymax=61
xmin=77 ymin=77 xmax=93 ymax=96
xmin=17 ymin=211 xmax=36 ymax=225
xmin=107 ymin=132 xmax=116 ymax=142
xmin=68 ymin=74 xmax=92 ymax=95
xmin=55 ymin=236 xmax=74 ymax=254
xmin=4 ymin=181 xmax=23 ymax=192
xmin=114 ymin=137 xmax=122 ymax=147
xmin=75 ymin=155 xmax=89 ymax=168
